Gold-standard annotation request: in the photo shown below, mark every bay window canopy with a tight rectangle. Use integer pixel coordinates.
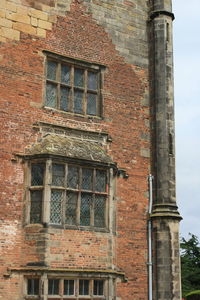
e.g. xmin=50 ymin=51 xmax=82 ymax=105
xmin=25 ymin=133 xmax=114 ymax=165
xmin=22 ymin=130 xmax=115 ymax=230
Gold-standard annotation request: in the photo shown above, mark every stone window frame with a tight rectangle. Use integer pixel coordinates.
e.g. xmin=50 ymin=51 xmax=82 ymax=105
xmin=25 ymin=157 xmax=114 ymax=232
xmin=43 ymin=51 xmax=105 ymax=118
xmin=47 ymin=278 xmax=106 ymax=298
xmin=24 ymin=276 xmax=110 ymax=300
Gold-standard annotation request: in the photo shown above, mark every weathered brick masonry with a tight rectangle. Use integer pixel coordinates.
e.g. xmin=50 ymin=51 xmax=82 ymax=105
xmin=0 ymin=0 xmax=181 ymax=299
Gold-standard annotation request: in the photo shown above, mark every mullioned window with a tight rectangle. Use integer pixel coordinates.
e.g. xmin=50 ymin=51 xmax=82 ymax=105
xmin=44 ymin=52 xmax=104 ymax=117
xmin=29 ymin=160 xmax=109 ymax=229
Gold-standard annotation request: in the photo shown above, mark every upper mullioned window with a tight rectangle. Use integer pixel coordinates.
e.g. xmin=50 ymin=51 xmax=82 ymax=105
xmin=44 ymin=52 xmax=104 ymax=117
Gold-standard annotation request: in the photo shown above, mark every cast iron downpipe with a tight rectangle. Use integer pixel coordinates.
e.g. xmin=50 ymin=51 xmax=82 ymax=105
xmin=148 ymin=174 xmax=154 ymax=300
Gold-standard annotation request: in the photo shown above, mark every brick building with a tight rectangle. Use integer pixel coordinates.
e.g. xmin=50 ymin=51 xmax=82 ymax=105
xmin=0 ymin=0 xmax=182 ymax=299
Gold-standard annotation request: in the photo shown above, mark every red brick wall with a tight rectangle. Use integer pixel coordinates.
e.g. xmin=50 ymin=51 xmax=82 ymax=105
xmin=0 ymin=2 xmax=150 ymax=299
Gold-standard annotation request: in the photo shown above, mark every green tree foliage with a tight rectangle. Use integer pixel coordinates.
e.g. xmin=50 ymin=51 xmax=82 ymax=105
xmin=185 ymin=290 xmax=200 ymax=300
xmin=181 ymin=234 xmax=200 ymax=297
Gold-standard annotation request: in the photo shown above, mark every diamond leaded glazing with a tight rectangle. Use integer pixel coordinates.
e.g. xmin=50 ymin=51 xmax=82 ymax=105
xmin=74 ymin=90 xmax=83 ymax=114
xmin=52 ymin=164 xmax=65 ymax=186
xmin=94 ymin=195 xmax=105 ymax=227
xmin=67 ymin=166 xmax=79 ymax=189
xmin=88 ymin=72 xmax=97 ymax=90
xmin=95 ymin=169 xmax=107 ymax=192
xmin=80 ymin=194 xmax=91 ymax=226
xmin=46 ymin=83 xmax=57 ymax=108
xmin=87 ymin=93 xmax=97 ymax=115
xmin=47 ymin=61 xmax=57 ymax=81
xmin=61 ymin=64 xmax=70 ymax=84
xmin=30 ymin=190 xmax=42 ymax=224
xmin=82 ymin=168 xmax=93 ymax=190
xmin=50 ymin=190 xmax=62 ymax=224
xmin=30 ymin=161 xmax=108 ymax=228
xmin=65 ymin=192 xmax=77 ymax=225
xmin=31 ymin=164 xmax=44 ymax=186
xmin=60 ymin=87 xmax=69 ymax=111
xmin=74 ymin=68 xmax=84 ymax=87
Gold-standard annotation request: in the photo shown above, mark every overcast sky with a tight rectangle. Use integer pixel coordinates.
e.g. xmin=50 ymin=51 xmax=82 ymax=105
xmin=173 ymin=0 xmax=200 ymax=239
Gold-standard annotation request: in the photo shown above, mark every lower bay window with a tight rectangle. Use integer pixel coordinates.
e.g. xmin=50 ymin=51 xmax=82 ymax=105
xmin=27 ymin=159 xmax=109 ymax=229
xmin=25 ymin=278 xmax=106 ymax=299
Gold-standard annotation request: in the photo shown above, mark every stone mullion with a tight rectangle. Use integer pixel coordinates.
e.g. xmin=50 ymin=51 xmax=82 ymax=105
xmin=84 ymin=69 xmax=88 ymax=116
xmin=99 ymin=69 xmax=104 ymax=117
xmin=77 ymin=167 xmax=81 ymax=226
xmin=108 ymin=168 xmax=114 ymax=231
xmin=108 ymin=277 xmax=115 ymax=300
xmin=25 ymin=161 xmax=31 ymax=225
xmin=90 ymin=168 xmax=95 ymax=227
xmin=107 ymin=168 xmax=115 ymax=270
xmin=62 ymin=163 xmax=68 ymax=226
xmin=71 ymin=66 xmax=74 ymax=113
xmin=41 ymin=273 xmax=48 ymax=300
xmin=57 ymin=62 xmax=61 ymax=110
xmin=43 ymin=159 xmax=52 ymax=224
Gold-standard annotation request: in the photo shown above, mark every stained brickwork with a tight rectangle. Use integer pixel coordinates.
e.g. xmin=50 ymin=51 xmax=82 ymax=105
xmin=0 ymin=0 xmax=148 ymax=66
xmin=0 ymin=0 xmax=181 ymax=299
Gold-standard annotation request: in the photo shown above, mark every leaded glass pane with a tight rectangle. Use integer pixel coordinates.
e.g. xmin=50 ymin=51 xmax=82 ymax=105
xmin=65 ymin=192 xmax=77 ymax=225
xmin=67 ymin=166 xmax=79 ymax=189
xmin=95 ymin=170 xmax=107 ymax=192
xmin=48 ymin=279 xmax=59 ymax=295
xmin=93 ymin=280 xmax=104 ymax=296
xmin=47 ymin=61 xmax=57 ymax=81
xmin=74 ymin=90 xmax=83 ymax=114
xmin=27 ymin=279 xmax=39 ymax=295
xmin=46 ymin=82 xmax=57 ymax=108
xmin=74 ymin=68 xmax=84 ymax=87
xmin=31 ymin=164 xmax=44 ymax=186
xmin=64 ymin=280 xmax=74 ymax=295
xmin=94 ymin=195 xmax=105 ymax=228
xmin=87 ymin=93 xmax=97 ymax=116
xmin=61 ymin=64 xmax=70 ymax=84
xmin=79 ymin=280 xmax=89 ymax=295
xmin=80 ymin=193 xmax=91 ymax=226
xmin=50 ymin=190 xmax=62 ymax=224
xmin=52 ymin=164 xmax=65 ymax=186
xmin=82 ymin=168 xmax=93 ymax=190
xmin=88 ymin=71 xmax=97 ymax=90
xmin=60 ymin=87 xmax=70 ymax=111
xmin=30 ymin=190 xmax=42 ymax=224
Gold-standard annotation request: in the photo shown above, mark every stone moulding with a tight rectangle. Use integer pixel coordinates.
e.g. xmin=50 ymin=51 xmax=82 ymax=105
xmin=6 ymin=267 xmax=126 ymax=281
xmin=149 ymin=10 xmax=175 ymax=20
